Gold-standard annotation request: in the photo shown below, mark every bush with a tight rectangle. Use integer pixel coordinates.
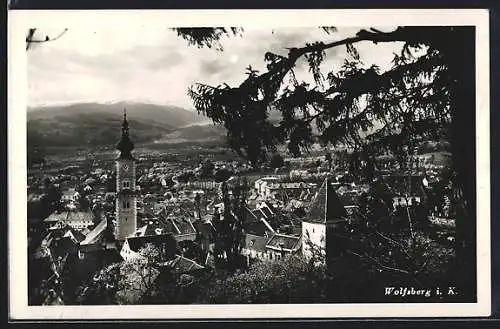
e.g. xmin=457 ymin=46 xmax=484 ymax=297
xmin=204 ymin=255 xmax=329 ymax=304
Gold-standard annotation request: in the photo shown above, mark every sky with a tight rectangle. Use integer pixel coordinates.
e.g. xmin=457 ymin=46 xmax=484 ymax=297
xmin=28 ymin=26 xmax=404 ymax=109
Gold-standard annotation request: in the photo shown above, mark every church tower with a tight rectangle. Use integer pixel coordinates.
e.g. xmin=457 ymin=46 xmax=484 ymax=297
xmin=302 ymin=177 xmax=348 ymax=266
xmin=115 ymin=109 xmax=137 ymax=241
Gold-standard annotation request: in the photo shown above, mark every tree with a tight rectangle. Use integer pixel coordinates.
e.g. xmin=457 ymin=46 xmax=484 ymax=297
xmin=215 ymin=177 xmax=248 ymax=270
xmin=293 ymin=207 xmax=307 ymax=218
xmin=27 ymin=134 xmax=46 ymax=168
xmin=187 ymin=26 xmax=476 ymax=298
xmin=105 ymin=172 xmax=116 ymax=192
xmin=214 ymin=168 xmax=232 ymax=183
xmin=78 ymin=244 xmax=206 ymax=305
xmin=337 ymin=219 xmax=456 ymax=301
xmin=77 ymin=195 xmax=91 ymax=211
xmin=199 ymin=159 xmax=215 ymax=178
xmin=116 ymin=244 xmax=163 ymax=304
xmin=303 ymin=174 xmax=462 ymax=302
xmin=76 ymin=263 xmax=120 ymax=305
xmin=91 ymin=202 xmax=103 ymax=222
xmin=177 ymin=170 xmax=195 ymax=183
xmin=36 ymin=178 xmax=63 ymax=217
xmin=269 ymin=153 xmax=285 ymax=169
xmin=204 ymin=255 xmax=329 ymax=304
xmin=325 ymin=152 xmax=333 ymax=171
xmin=173 ymin=27 xmax=243 ymax=51
xmin=364 ymin=158 xmax=376 ymax=182
xmin=26 ymin=28 xmax=68 ymax=50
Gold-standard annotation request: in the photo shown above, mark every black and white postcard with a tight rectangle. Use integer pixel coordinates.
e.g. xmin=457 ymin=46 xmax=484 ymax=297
xmin=8 ymin=9 xmax=491 ymax=320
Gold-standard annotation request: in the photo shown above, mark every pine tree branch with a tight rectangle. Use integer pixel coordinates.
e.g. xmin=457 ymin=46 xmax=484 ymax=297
xmin=375 ymin=231 xmax=412 ymax=260
xmin=348 ymin=250 xmax=411 ymax=275
xmin=246 ymin=27 xmax=437 ymax=91
xmin=189 ymin=26 xmax=452 ymax=165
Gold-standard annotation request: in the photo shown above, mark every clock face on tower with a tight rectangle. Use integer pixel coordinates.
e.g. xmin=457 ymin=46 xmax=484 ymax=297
xmin=121 ymin=163 xmax=129 ymax=171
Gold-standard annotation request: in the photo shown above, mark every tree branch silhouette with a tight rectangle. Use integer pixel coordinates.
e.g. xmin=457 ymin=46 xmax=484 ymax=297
xmin=26 ymin=28 xmax=69 ymax=50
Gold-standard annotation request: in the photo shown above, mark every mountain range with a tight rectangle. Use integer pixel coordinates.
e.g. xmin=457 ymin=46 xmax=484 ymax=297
xmin=27 ymin=101 xmax=225 ymax=148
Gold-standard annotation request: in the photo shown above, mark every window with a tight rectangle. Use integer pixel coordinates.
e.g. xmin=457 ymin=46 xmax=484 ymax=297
xmin=122 ymin=200 xmax=131 ymax=209
xmin=122 ymin=180 xmax=131 ymax=189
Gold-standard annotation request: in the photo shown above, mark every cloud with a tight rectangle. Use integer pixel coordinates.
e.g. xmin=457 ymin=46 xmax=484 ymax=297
xmin=28 ymin=26 xmax=403 ymax=109
xmin=124 ymin=45 xmax=186 ymax=71
xmin=199 ymin=58 xmax=230 ymax=77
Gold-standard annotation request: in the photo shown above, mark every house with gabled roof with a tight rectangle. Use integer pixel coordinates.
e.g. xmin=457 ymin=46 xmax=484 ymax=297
xmin=142 ymin=211 xmax=198 ymax=243
xmin=80 ymin=219 xmax=107 ymax=246
xmin=242 ymin=232 xmax=302 ymax=263
xmin=63 ymin=228 xmax=87 ymax=245
xmin=242 ymin=233 xmax=271 ymax=261
xmin=243 ymin=207 xmax=275 ymax=237
xmin=253 ymin=201 xmax=278 ymax=221
xmin=120 ymin=233 xmax=177 ymax=262
xmin=44 ymin=211 xmax=95 ymax=231
xmin=265 ymin=233 xmax=302 ymax=261
xmin=61 ymin=188 xmax=78 ymax=203
xmin=381 ymin=174 xmax=428 ymax=208
xmin=169 ymin=216 xmax=198 ymax=242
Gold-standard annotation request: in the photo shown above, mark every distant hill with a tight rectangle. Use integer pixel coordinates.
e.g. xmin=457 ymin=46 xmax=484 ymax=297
xmin=27 ymin=102 xmax=207 ymax=148
xmin=151 ymin=123 xmax=227 ymax=145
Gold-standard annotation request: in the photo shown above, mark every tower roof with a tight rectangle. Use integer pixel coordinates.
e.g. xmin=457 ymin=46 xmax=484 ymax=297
xmin=116 ymin=109 xmax=135 ymax=160
xmin=305 ymin=177 xmax=347 ymax=224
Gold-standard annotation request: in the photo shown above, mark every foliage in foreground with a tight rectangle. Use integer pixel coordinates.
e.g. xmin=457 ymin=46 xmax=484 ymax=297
xmin=204 ymin=255 xmax=329 ymax=304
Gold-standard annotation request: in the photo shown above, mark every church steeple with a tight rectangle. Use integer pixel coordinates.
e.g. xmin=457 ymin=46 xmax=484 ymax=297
xmin=116 ymin=109 xmax=134 ymax=159
xmin=306 ymin=176 xmax=347 ymax=224
xmin=122 ymin=109 xmax=129 ymax=137
xmin=115 ymin=108 xmax=137 ymax=241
